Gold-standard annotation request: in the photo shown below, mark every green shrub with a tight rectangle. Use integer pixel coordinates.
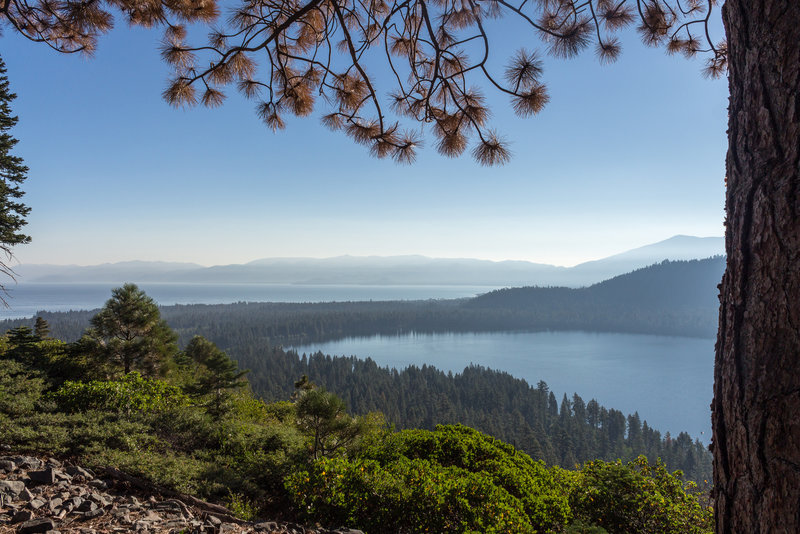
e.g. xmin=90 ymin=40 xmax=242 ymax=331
xmin=0 ymin=359 xmax=46 ymax=417
xmin=360 ymin=425 xmax=572 ymax=532
xmin=286 ymin=456 xmax=535 ymax=533
xmin=286 ymin=425 xmax=571 ymax=533
xmin=48 ymin=372 xmax=190 ymax=414
xmin=570 ymin=456 xmax=713 ymax=534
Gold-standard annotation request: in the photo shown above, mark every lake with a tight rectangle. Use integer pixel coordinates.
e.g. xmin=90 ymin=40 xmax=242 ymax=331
xmin=0 ymin=283 xmax=498 ymax=319
xmin=294 ymin=331 xmax=714 ymax=443
xmin=0 ymin=283 xmax=715 ymax=444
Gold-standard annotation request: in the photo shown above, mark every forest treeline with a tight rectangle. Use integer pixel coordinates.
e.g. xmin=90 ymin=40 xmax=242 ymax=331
xmin=2 ymin=257 xmax=724 ymax=345
xmin=0 ymin=284 xmax=714 ymax=533
xmin=236 ymin=345 xmax=712 ymax=485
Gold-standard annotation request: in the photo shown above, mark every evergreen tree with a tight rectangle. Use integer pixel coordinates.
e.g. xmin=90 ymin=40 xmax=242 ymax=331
xmin=0 ymin=56 xmax=30 ymax=293
xmin=84 ymin=284 xmax=177 ymax=377
xmin=34 ymin=316 xmax=50 ymax=340
xmin=183 ymin=335 xmax=248 ymax=416
xmin=295 ymin=388 xmax=363 ymax=460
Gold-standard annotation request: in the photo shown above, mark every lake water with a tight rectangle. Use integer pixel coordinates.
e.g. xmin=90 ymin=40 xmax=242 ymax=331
xmin=0 ymin=283 xmax=715 ymax=443
xmin=294 ymin=331 xmax=714 ymax=443
xmin=0 ymin=283 xmax=497 ymax=319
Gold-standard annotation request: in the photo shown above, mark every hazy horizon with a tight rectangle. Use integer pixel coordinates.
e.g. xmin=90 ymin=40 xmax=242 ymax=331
xmin=4 ymin=15 xmax=726 ymax=268
xmin=12 ymin=234 xmax=724 ymax=269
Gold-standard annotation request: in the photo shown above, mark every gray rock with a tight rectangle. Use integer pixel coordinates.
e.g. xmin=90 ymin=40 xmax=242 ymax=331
xmin=66 ymin=466 xmax=94 ymax=480
xmin=28 ymin=468 xmax=56 ymax=485
xmin=48 ymin=497 xmax=63 ymax=510
xmin=12 ymin=457 xmax=42 ymax=470
xmin=87 ymin=480 xmax=108 ymax=491
xmin=206 ymin=514 xmax=222 ymax=526
xmin=0 ymin=480 xmax=26 ymax=499
xmin=83 ymin=507 xmax=105 ymax=519
xmin=11 ymin=509 xmax=34 ymax=523
xmin=142 ymin=511 xmax=161 ymax=521
xmin=28 ymin=498 xmax=46 ymax=510
xmin=16 ymin=517 xmax=55 ymax=533
xmin=76 ymin=500 xmax=97 ymax=513
xmin=53 ymin=471 xmax=72 ymax=483
xmin=0 ymin=459 xmax=16 ymax=472
xmin=254 ymin=521 xmax=279 ymax=531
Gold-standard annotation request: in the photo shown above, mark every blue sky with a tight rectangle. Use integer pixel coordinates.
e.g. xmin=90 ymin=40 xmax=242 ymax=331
xmin=2 ymin=12 xmax=728 ymax=267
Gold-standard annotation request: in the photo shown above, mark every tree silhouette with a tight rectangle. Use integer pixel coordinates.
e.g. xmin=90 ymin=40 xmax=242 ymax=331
xmin=0 ymin=56 xmax=30 ymax=297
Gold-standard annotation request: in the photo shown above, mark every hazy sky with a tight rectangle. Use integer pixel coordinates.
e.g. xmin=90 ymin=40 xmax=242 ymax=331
xmin=3 ymin=12 xmax=728 ymax=268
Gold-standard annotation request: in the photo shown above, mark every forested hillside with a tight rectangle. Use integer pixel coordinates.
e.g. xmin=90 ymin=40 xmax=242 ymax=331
xmin=236 ymin=345 xmax=712 ymax=484
xmin=0 ymin=285 xmax=714 ymax=533
xmin=2 ymin=257 xmax=725 ymax=344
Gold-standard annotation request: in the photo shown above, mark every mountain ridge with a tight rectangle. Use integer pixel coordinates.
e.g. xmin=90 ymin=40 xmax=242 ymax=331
xmin=15 ymin=235 xmax=723 ymax=287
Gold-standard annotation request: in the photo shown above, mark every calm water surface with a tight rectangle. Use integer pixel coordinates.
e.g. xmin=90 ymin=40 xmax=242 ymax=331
xmin=1 ymin=283 xmax=713 ymax=443
xmin=0 ymin=283 xmax=496 ymax=319
xmin=294 ymin=331 xmax=714 ymax=442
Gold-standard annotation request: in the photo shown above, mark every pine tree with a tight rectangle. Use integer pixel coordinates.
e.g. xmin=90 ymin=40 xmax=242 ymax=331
xmin=183 ymin=335 xmax=248 ymax=416
xmin=33 ymin=316 xmax=50 ymax=340
xmin=0 ymin=56 xmax=30 ymax=294
xmin=84 ymin=283 xmax=178 ymax=377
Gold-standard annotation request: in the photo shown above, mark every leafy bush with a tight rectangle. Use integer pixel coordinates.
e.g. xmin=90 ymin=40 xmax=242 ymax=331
xmin=0 ymin=359 xmax=45 ymax=416
xmin=286 ymin=425 xmax=571 ymax=533
xmin=48 ymin=372 xmax=190 ymax=414
xmin=360 ymin=424 xmax=572 ymax=531
xmin=286 ymin=456 xmax=535 ymax=533
xmin=569 ymin=456 xmax=713 ymax=534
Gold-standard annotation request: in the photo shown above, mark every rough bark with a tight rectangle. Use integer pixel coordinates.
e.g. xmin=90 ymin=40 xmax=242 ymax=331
xmin=713 ymin=1 xmax=800 ymax=532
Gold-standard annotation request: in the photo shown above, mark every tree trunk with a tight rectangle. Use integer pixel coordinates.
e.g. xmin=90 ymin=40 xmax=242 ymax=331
xmin=713 ymin=1 xmax=800 ymax=532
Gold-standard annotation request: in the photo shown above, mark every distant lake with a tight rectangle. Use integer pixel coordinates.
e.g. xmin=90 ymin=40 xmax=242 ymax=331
xmin=0 ymin=283 xmax=498 ymax=319
xmin=294 ymin=331 xmax=714 ymax=443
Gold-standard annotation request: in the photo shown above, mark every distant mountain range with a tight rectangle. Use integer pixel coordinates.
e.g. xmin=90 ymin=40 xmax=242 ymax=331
xmin=14 ymin=235 xmax=724 ymax=288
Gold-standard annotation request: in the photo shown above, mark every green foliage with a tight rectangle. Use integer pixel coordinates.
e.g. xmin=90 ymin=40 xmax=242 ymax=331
xmin=0 ymin=55 xmax=31 ymax=274
xmin=48 ymin=372 xmax=190 ymax=414
xmin=0 ymin=330 xmax=714 ymax=534
xmin=182 ymin=335 xmax=248 ymax=417
xmin=286 ymin=456 xmax=536 ymax=533
xmin=295 ymin=388 xmax=367 ymax=460
xmin=0 ymin=358 xmax=45 ymax=416
xmin=570 ymin=456 xmax=713 ymax=534
xmin=84 ymin=283 xmax=178 ymax=377
xmin=286 ymin=425 xmax=571 ymax=533
xmin=226 ymin=490 xmax=259 ymax=521
xmin=34 ymin=316 xmax=51 ymax=339
xmin=362 ymin=425 xmax=572 ymax=531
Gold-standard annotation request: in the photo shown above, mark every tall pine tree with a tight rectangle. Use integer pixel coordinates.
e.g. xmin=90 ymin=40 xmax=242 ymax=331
xmin=0 ymin=56 xmax=30 ymax=296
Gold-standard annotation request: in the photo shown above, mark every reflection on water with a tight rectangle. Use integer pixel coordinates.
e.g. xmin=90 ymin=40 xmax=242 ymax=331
xmin=294 ymin=330 xmax=714 ymax=442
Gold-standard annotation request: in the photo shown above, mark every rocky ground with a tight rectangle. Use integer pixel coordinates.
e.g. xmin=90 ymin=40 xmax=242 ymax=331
xmin=0 ymin=454 xmax=362 ymax=534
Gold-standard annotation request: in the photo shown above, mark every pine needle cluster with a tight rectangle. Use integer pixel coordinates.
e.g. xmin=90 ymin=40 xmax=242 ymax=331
xmin=2 ymin=0 xmax=727 ymax=164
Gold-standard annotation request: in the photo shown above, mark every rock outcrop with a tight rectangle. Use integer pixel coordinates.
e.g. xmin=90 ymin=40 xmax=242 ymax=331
xmin=0 ymin=454 xmax=361 ymax=534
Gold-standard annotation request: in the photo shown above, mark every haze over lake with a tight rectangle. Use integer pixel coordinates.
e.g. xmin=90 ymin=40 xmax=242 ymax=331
xmin=294 ymin=331 xmax=714 ymax=443
xmin=0 ymin=283 xmax=497 ymax=319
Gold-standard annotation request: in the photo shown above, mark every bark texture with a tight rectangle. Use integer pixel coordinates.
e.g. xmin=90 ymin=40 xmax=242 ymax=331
xmin=713 ymin=1 xmax=800 ymax=532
